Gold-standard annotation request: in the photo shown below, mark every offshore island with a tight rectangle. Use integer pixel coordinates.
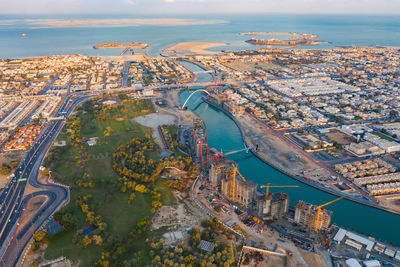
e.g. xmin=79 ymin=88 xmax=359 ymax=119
xmin=0 ymin=38 xmax=400 ymax=267
xmin=241 ymin=32 xmax=328 ymax=47
xmin=93 ymin=41 xmax=149 ymax=49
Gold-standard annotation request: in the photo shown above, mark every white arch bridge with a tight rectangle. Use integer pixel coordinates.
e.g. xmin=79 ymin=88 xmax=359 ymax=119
xmin=181 ymin=89 xmax=210 ymax=109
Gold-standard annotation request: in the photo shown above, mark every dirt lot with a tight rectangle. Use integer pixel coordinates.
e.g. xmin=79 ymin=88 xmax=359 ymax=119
xmin=151 ymin=191 xmax=206 ymax=230
xmin=325 ymin=130 xmax=355 ymax=145
xmin=300 ymin=249 xmax=329 ymax=267
xmin=0 ymin=152 xmax=25 ymax=189
xmin=237 ymin=113 xmax=331 ymax=178
xmin=18 ymin=195 xmax=48 ymax=231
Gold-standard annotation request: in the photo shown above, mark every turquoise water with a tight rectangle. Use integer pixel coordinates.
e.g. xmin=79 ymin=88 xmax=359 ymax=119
xmin=1 ymin=14 xmax=400 ymax=59
xmin=179 ymin=61 xmax=400 ymax=246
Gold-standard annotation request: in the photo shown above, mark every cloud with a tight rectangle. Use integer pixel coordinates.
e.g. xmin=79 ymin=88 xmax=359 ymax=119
xmin=124 ymin=0 xmax=135 ymax=4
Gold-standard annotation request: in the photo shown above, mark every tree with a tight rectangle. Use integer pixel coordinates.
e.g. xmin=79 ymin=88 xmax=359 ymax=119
xmin=0 ymin=164 xmax=11 ymax=175
xmin=83 ymin=235 xmax=92 ymax=247
xmin=8 ymin=161 xmax=18 ymax=169
xmin=128 ymin=193 xmax=136 ymax=204
xmin=33 ymin=230 xmax=49 ymax=244
xmin=93 ymin=235 xmax=103 ymax=245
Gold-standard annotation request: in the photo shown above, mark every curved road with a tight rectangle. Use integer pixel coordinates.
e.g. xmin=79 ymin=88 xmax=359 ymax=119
xmin=0 ymin=94 xmax=91 ymax=266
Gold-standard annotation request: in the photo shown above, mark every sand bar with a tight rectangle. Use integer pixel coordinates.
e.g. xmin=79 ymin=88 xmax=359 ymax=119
xmin=164 ymin=42 xmax=228 ymax=55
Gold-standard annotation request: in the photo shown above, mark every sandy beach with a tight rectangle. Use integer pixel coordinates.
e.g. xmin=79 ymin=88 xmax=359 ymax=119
xmin=164 ymin=42 xmax=228 ymax=55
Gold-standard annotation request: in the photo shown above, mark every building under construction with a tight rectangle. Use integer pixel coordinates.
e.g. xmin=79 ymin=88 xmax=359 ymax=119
xmin=255 ymin=192 xmax=289 ymax=221
xmin=209 ymin=161 xmax=235 ymax=189
xmin=294 ymin=200 xmax=333 ymax=232
xmin=179 ymin=118 xmax=293 ymax=221
xmin=221 ymin=172 xmax=257 ymax=209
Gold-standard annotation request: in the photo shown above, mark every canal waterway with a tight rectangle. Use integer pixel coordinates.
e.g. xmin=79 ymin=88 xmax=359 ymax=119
xmin=179 ymin=61 xmax=400 ymax=246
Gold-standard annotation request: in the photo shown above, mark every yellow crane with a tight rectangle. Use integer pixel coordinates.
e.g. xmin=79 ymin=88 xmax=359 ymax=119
xmin=260 ymin=183 xmax=300 ymax=198
xmin=314 ymin=197 xmax=343 ymax=232
xmin=231 ymin=166 xmax=247 ymax=201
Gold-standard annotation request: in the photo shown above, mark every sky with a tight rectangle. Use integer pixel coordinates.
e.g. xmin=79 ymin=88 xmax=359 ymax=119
xmin=0 ymin=0 xmax=400 ymax=15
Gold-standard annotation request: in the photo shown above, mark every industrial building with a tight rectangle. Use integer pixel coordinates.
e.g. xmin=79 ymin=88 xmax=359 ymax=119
xmin=31 ymin=98 xmax=61 ymax=120
xmin=0 ymin=100 xmax=39 ymax=130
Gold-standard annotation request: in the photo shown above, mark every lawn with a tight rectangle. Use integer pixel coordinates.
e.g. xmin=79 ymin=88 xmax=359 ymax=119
xmin=45 ymin=99 xmax=171 ymax=266
xmin=154 ymin=179 xmax=175 ymax=207
xmin=372 ymin=131 xmax=396 ymax=142
xmin=44 ymin=191 xmax=152 ymax=266
xmin=45 ymin=231 xmax=99 ymax=267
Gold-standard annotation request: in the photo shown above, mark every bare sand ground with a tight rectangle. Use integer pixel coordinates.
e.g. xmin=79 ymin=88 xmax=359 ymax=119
xmin=237 ymin=113 xmax=331 ymax=178
xmin=300 ymin=249 xmax=329 ymax=267
xmin=18 ymin=195 xmax=48 ymax=231
xmin=164 ymin=42 xmax=228 ymax=55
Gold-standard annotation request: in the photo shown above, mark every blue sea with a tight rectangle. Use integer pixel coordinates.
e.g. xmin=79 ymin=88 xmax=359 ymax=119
xmin=1 ymin=14 xmax=400 ymax=59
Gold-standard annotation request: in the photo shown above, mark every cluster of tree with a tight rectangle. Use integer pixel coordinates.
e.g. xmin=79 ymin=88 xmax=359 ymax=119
xmin=76 ymin=195 xmax=107 ymax=233
xmin=75 ymin=179 xmax=94 ymax=188
xmin=75 ymin=173 xmax=94 ymax=188
xmin=200 ymin=218 xmax=231 ymax=243
xmin=77 ymin=233 xmax=103 ymax=247
xmin=147 ymin=232 xmax=236 ymax=267
xmin=132 ymin=217 xmax=151 ymax=237
xmin=151 ymin=190 xmax=162 ymax=214
xmin=160 ymin=125 xmax=179 ymax=149
xmin=30 ymin=229 xmax=50 ymax=251
xmin=165 ymin=179 xmax=187 ymax=191
xmin=119 ymin=177 xmax=148 ymax=194
xmin=67 ymin=116 xmax=88 ymax=168
xmin=94 ymin=216 xmax=151 ymax=266
xmin=189 ymin=227 xmax=201 ymax=247
xmin=161 ymin=156 xmax=198 ymax=179
xmin=112 ymin=136 xmax=158 ymax=183
xmin=0 ymin=161 xmax=18 ymax=175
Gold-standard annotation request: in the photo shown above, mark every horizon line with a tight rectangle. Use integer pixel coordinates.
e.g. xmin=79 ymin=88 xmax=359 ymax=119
xmin=1 ymin=12 xmax=400 ymax=16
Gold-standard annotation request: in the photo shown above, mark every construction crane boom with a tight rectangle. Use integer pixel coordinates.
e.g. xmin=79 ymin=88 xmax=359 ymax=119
xmin=315 ymin=197 xmax=343 ymax=232
xmin=260 ymin=184 xmax=299 ymax=197
xmin=232 ymin=166 xmax=247 ymax=201
xmin=318 ymin=197 xmax=343 ymax=209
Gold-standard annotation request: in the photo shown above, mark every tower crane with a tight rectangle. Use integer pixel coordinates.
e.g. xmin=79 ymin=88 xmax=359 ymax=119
xmin=314 ymin=197 xmax=343 ymax=232
xmin=260 ymin=183 xmax=299 ymax=198
xmin=231 ymin=166 xmax=247 ymax=202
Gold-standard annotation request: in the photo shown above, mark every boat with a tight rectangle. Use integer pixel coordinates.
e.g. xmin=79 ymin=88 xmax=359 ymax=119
xmin=21 ymin=33 xmax=28 ymax=37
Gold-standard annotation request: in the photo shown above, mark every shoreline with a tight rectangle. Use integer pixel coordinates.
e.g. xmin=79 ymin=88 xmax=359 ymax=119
xmin=202 ymin=97 xmax=400 ymax=216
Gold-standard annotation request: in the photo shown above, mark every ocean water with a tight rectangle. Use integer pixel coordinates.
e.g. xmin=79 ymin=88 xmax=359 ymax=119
xmin=1 ymin=14 xmax=400 ymax=59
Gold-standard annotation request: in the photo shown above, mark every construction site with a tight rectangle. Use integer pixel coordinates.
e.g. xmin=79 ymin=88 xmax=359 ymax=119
xmin=177 ymin=118 xmax=339 ymax=235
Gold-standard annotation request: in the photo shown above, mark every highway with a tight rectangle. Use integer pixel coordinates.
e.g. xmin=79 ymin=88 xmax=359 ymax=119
xmin=0 ymin=93 xmax=91 ymax=266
